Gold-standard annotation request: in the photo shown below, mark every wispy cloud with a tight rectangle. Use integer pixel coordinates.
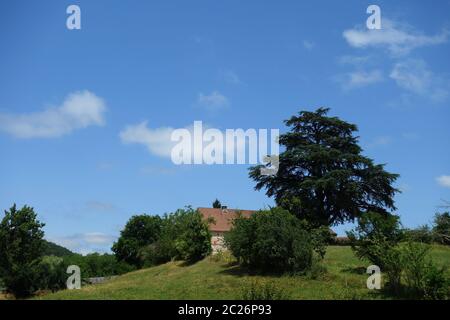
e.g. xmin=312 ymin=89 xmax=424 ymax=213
xmin=343 ymin=18 xmax=449 ymax=56
xmin=49 ymin=232 xmax=116 ymax=255
xmin=220 ymin=70 xmax=242 ymax=85
xmin=85 ymin=201 xmax=117 ymax=213
xmin=335 ymin=70 xmax=384 ymax=90
xmin=0 ymin=90 xmax=106 ymax=138
xmin=119 ymin=121 xmax=176 ymax=157
xmin=338 ymin=55 xmax=372 ymax=67
xmin=302 ymin=40 xmax=315 ymax=50
xmin=197 ymin=91 xmax=229 ymax=111
xmin=436 ymin=175 xmax=450 ymax=188
xmin=366 ymin=135 xmax=392 ymax=149
xmin=390 ymin=59 xmax=449 ymax=102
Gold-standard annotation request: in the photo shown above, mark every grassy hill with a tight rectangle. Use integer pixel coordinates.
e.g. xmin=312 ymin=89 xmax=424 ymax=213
xmin=37 ymin=245 xmax=450 ymax=300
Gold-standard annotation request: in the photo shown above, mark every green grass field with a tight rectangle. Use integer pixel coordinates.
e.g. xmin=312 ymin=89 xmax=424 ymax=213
xmin=37 ymin=246 xmax=450 ymax=300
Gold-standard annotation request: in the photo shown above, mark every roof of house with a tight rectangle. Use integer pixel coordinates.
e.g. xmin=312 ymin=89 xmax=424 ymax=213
xmin=198 ymin=207 xmax=337 ymax=236
xmin=198 ymin=207 xmax=256 ymax=232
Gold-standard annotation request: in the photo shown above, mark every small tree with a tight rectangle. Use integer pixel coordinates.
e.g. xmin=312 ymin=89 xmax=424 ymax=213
xmin=0 ymin=204 xmax=45 ymax=297
xmin=173 ymin=208 xmax=212 ymax=262
xmin=347 ymin=212 xmax=404 ymax=292
xmin=212 ymin=199 xmax=222 ymax=209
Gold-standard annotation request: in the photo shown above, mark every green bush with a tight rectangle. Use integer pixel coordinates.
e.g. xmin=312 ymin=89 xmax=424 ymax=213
xmin=240 ymin=279 xmax=290 ymax=300
xmin=225 ymin=208 xmax=317 ymax=273
xmin=34 ymin=256 xmax=66 ymax=292
xmin=401 ymin=242 xmax=449 ymax=299
xmin=347 ymin=212 xmax=403 ymax=268
xmin=347 ymin=212 xmax=405 ymax=292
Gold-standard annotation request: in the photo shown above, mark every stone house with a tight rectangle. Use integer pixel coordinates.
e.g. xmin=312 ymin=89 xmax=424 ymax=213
xmin=198 ymin=206 xmax=337 ymax=252
xmin=198 ymin=207 xmax=255 ymax=252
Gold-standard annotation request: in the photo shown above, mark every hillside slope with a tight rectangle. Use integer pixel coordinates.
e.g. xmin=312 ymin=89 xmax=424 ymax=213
xmin=39 ymin=246 xmax=450 ymax=300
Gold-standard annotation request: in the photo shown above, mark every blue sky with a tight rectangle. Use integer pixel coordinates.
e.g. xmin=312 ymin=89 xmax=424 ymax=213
xmin=0 ymin=0 xmax=449 ymax=254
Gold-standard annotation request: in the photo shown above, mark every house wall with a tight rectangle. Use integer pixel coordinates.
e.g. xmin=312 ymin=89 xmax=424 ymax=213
xmin=211 ymin=231 xmax=227 ymax=253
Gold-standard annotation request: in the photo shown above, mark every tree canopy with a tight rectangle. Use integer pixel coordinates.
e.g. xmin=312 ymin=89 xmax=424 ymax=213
xmin=250 ymin=108 xmax=399 ymax=226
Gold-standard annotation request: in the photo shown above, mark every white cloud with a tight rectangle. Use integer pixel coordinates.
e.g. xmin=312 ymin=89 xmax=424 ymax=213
xmin=85 ymin=201 xmax=116 ymax=212
xmin=49 ymin=232 xmax=116 ymax=255
xmin=197 ymin=91 xmax=229 ymax=111
xmin=336 ymin=70 xmax=384 ymax=90
xmin=436 ymin=175 xmax=450 ymax=188
xmin=343 ymin=18 xmax=449 ymax=56
xmin=119 ymin=121 xmax=176 ymax=157
xmin=0 ymin=90 xmax=106 ymax=138
xmin=366 ymin=135 xmax=392 ymax=148
xmin=220 ymin=70 xmax=242 ymax=85
xmin=303 ymin=40 xmax=315 ymax=50
xmin=390 ymin=59 xmax=449 ymax=102
xmin=338 ymin=55 xmax=371 ymax=67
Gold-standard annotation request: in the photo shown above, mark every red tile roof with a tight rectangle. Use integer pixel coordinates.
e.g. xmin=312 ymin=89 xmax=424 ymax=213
xmin=198 ymin=207 xmax=256 ymax=232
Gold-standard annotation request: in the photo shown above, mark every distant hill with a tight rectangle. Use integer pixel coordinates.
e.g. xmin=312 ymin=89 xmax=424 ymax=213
xmin=43 ymin=240 xmax=74 ymax=257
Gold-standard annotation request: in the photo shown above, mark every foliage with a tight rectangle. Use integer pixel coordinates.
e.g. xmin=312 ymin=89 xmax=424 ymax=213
xmin=173 ymin=208 xmax=212 ymax=262
xmin=240 ymin=279 xmax=290 ymax=300
xmin=34 ymin=256 xmax=66 ymax=292
xmin=347 ymin=212 xmax=404 ymax=291
xmin=347 ymin=211 xmax=403 ymax=268
xmin=249 ymin=108 xmax=399 ymax=227
xmin=43 ymin=240 xmax=74 ymax=257
xmin=432 ymin=212 xmax=450 ymax=245
xmin=212 ymin=199 xmax=222 ymax=209
xmin=401 ymin=242 xmax=449 ymax=299
xmin=63 ymin=253 xmax=135 ymax=279
xmin=0 ymin=204 xmax=45 ymax=297
xmin=112 ymin=215 xmax=163 ymax=267
xmin=404 ymin=225 xmax=434 ymax=244
xmin=36 ymin=246 xmax=450 ymax=300
xmin=122 ymin=207 xmax=212 ymax=267
xmin=225 ymin=208 xmax=319 ymax=273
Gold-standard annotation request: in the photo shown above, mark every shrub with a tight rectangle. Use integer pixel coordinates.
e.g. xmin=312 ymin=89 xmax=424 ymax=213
xmin=347 ymin=212 xmax=405 ymax=292
xmin=34 ymin=256 xmax=66 ymax=292
xmin=347 ymin=212 xmax=403 ymax=268
xmin=225 ymin=208 xmax=317 ymax=273
xmin=240 ymin=279 xmax=289 ymax=300
xmin=401 ymin=242 xmax=449 ymax=299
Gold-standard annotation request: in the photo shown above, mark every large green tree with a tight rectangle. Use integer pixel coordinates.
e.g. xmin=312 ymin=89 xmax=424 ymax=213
xmin=112 ymin=215 xmax=162 ymax=267
xmin=250 ymin=108 xmax=399 ymax=226
xmin=0 ymin=204 xmax=45 ymax=297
